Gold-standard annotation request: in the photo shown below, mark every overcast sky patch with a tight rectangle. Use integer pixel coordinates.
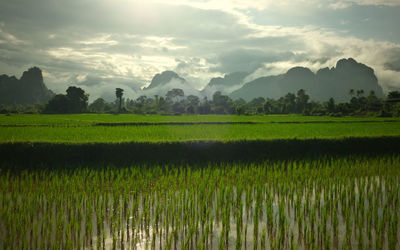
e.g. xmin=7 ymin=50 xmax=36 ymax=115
xmin=0 ymin=0 xmax=399 ymax=100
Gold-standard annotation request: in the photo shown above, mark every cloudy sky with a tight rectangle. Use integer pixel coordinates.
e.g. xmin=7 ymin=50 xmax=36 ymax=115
xmin=1 ymin=0 xmax=400 ymax=101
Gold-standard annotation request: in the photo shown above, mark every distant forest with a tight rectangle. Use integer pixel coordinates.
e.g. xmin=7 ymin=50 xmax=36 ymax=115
xmin=2 ymin=84 xmax=400 ymax=117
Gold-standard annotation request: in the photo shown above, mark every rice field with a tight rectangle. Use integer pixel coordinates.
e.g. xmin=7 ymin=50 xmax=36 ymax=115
xmin=1 ymin=121 xmax=400 ymax=143
xmin=1 ymin=114 xmax=399 ymax=126
xmin=1 ymin=114 xmax=399 ymax=249
xmin=1 ymin=156 xmax=399 ymax=249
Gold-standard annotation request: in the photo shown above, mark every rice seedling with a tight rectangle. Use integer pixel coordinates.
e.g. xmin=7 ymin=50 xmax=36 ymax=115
xmin=0 ymin=154 xmax=399 ymax=249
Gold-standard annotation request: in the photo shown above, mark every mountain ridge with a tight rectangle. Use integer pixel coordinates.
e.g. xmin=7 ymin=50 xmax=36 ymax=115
xmin=0 ymin=67 xmax=54 ymax=105
xmin=230 ymin=58 xmax=383 ymax=102
xmin=0 ymin=58 xmax=386 ymax=105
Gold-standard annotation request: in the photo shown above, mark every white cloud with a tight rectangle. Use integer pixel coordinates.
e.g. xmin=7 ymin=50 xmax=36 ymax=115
xmin=1 ymin=0 xmax=400 ymax=101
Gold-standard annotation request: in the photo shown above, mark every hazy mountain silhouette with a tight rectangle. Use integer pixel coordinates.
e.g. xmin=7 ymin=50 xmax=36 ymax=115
xmin=201 ymin=71 xmax=249 ymax=95
xmin=0 ymin=58 xmax=385 ymax=105
xmin=142 ymin=70 xmax=203 ymax=97
xmin=230 ymin=58 xmax=384 ymax=102
xmin=145 ymin=71 xmax=186 ymax=90
xmin=0 ymin=67 xmax=54 ymax=105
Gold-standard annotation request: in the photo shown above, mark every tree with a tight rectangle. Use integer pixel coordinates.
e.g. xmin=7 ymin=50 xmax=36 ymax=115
xmin=44 ymin=94 xmax=70 ymax=113
xmin=325 ymin=97 xmax=336 ymax=113
xmin=89 ymin=98 xmax=106 ymax=113
xmin=185 ymin=95 xmax=200 ymax=114
xmin=198 ymin=99 xmax=212 ymax=114
xmin=212 ymin=91 xmax=233 ymax=114
xmin=186 ymin=105 xmax=195 ymax=114
xmin=386 ymin=91 xmax=400 ymax=116
xmin=157 ymin=97 xmax=170 ymax=113
xmin=248 ymin=97 xmax=265 ymax=114
xmin=166 ymin=88 xmax=184 ymax=102
xmin=44 ymin=86 xmax=88 ymax=113
xmin=296 ymin=89 xmax=309 ymax=113
xmin=366 ymin=91 xmax=381 ymax=112
xmin=115 ymin=88 xmax=124 ymax=112
xmin=388 ymin=91 xmax=400 ymax=100
xmin=263 ymin=100 xmax=273 ymax=114
xmin=235 ymin=105 xmax=246 ymax=115
xmin=281 ymin=93 xmax=296 ymax=113
xmin=172 ymin=102 xmax=185 ymax=114
xmin=186 ymin=95 xmax=200 ymax=107
xmin=136 ymin=95 xmax=147 ymax=106
xmin=349 ymin=89 xmax=355 ymax=98
xmin=66 ymin=86 xmax=88 ymax=113
xmin=392 ymin=103 xmax=400 ymax=117
xmin=233 ymin=98 xmax=246 ymax=106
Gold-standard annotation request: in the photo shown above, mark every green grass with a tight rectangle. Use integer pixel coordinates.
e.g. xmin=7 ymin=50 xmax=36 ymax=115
xmin=0 ymin=114 xmax=399 ymax=126
xmin=1 ymin=122 xmax=400 ymax=143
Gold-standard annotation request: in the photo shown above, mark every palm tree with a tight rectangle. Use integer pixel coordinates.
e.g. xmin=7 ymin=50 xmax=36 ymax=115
xmin=115 ymin=88 xmax=124 ymax=112
xmin=349 ymin=89 xmax=354 ymax=98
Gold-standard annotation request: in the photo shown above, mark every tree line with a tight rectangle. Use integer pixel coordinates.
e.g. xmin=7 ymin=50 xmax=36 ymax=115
xmin=1 ymin=86 xmax=400 ymax=117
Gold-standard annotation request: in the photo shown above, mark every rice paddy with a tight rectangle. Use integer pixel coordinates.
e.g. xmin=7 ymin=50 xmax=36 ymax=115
xmin=0 ymin=114 xmax=399 ymax=249
xmin=0 ymin=114 xmax=400 ymax=143
xmin=1 ymin=156 xmax=399 ymax=249
xmin=1 ymin=114 xmax=399 ymax=126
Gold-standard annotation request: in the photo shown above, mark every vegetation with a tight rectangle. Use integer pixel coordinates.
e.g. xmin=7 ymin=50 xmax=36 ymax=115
xmin=116 ymin=88 xmax=124 ymax=113
xmin=43 ymin=86 xmax=88 ymax=114
xmin=1 ymin=121 xmax=400 ymax=143
xmin=2 ymin=85 xmax=400 ymax=117
xmin=2 ymin=113 xmax=399 ymax=126
xmin=1 ymin=113 xmax=399 ymax=249
xmin=115 ymin=89 xmax=400 ymax=116
xmin=1 ymin=156 xmax=399 ymax=249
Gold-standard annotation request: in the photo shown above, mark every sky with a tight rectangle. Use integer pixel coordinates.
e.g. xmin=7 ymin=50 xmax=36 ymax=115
xmin=1 ymin=0 xmax=400 ymax=101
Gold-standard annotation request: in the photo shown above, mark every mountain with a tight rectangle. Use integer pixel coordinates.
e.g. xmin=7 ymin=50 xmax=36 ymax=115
xmin=230 ymin=58 xmax=384 ymax=102
xmin=145 ymin=71 xmax=186 ymax=90
xmin=0 ymin=67 xmax=54 ymax=105
xmin=143 ymin=70 xmax=201 ymax=97
xmin=315 ymin=58 xmax=382 ymax=102
xmin=201 ymin=71 xmax=249 ymax=96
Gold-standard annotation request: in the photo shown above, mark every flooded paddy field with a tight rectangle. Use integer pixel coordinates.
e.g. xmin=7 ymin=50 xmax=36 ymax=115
xmin=1 ymin=155 xmax=399 ymax=249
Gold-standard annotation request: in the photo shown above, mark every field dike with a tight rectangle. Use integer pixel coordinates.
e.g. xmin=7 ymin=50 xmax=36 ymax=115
xmin=1 ymin=136 xmax=400 ymax=168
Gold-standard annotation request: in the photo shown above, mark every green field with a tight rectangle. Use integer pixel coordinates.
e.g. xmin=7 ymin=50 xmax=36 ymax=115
xmin=1 ymin=114 xmax=400 ymax=143
xmin=0 ymin=114 xmax=399 ymax=126
xmin=1 ymin=114 xmax=400 ymax=249
xmin=2 ymin=122 xmax=400 ymax=143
